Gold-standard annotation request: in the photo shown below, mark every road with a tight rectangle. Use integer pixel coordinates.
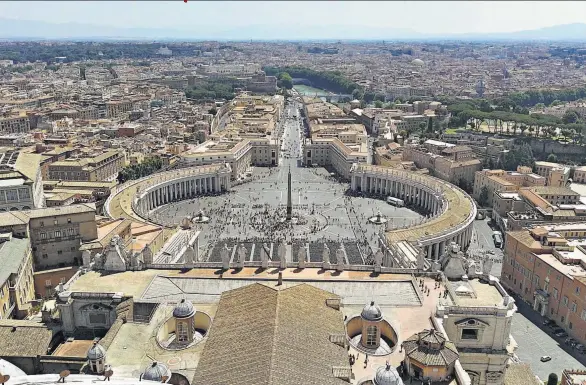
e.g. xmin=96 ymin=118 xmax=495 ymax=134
xmin=510 ymin=293 xmax=585 ymax=380
xmin=468 ymin=218 xmax=503 ymax=277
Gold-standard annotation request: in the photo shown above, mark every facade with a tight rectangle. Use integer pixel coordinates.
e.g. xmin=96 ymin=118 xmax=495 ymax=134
xmin=502 ymin=223 xmax=586 ymax=346
xmin=0 ymin=204 xmax=98 ymax=271
xmin=0 ymin=113 xmax=30 ymax=134
xmin=304 ymin=138 xmax=368 ymax=180
xmin=0 ymin=235 xmax=36 ymax=319
xmin=48 ymin=150 xmax=125 ymax=182
xmin=473 ymin=168 xmax=545 ymax=207
xmin=402 ymin=144 xmax=482 ymax=188
xmin=0 ymin=151 xmax=45 ymax=211
xmin=534 ymin=161 xmax=570 ymax=187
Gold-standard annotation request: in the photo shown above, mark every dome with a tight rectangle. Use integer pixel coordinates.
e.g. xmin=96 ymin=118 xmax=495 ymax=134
xmin=373 ymin=362 xmax=403 ymax=385
xmin=142 ymin=362 xmax=171 ymax=382
xmin=173 ymin=298 xmax=195 ymax=319
xmin=411 ymin=58 xmax=424 ymax=66
xmin=361 ymin=301 xmax=383 ymax=322
xmin=87 ymin=342 xmax=106 ymax=361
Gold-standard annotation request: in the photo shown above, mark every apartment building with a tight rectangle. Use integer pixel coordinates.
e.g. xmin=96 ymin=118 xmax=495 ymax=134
xmin=0 ymin=234 xmax=35 ymax=319
xmin=0 ymin=204 xmax=98 ymax=271
xmin=47 ymin=150 xmax=125 ymax=182
xmin=535 ymin=161 xmax=571 ymax=187
xmin=562 ymin=369 xmax=586 ymax=385
xmin=473 ymin=168 xmax=546 ymax=207
xmin=0 ymin=113 xmax=30 ymax=134
xmin=105 ymin=99 xmax=133 ymax=118
xmin=0 ymin=150 xmax=45 ymax=211
xmin=574 ymin=166 xmax=586 ymax=184
xmin=502 ymin=223 xmax=586 ymax=346
xmin=304 ymin=138 xmax=368 ymax=179
xmin=402 ymin=142 xmax=482 ymax=188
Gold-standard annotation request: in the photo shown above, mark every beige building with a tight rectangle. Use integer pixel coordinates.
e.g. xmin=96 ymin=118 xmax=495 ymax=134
xmin=48 ymin=150 xmax=125 ymax=182
xmin=535 ymin=161 xmax=570 ymax=187
xmin=0 ymin=234 xmax=36 ymax=319
xmin=0 ymin=113 xmax=30 ymax=134
xmin=574 ymin=166 xmax=586 ymax=184
xmin=473 ymin=168 xmax=546 ymax=207
xmin=0 ymin=150 xmax=45 ymax=211
xmin=402 ymin=143 xmax=482 ymax=188
xmin=0 ymin=204 xmax=98 ymax=271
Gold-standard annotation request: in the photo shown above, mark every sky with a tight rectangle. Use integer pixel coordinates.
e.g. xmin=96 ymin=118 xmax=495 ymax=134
xmin=1 ymin=1 xmax=586 ymax=35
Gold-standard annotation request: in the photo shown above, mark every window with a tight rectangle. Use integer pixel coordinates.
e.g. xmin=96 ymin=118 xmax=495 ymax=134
xmin=576 ymin=287 xmax=581 ymax=295
xmin=45 ymin=280 xmax=52 ymax=287
xmin=572 ymin=302 xmax=577 ymax=312
xmin=54 ymin=220 xmax=58 ymax=225
xmin=177 ymin=321 xmax=189 ymax=342
xmin=71 ymin=247 xmax=76 ymax=251
xmin=42 ymin=254 xmax=48 ymax=259
xmin=40 ymin=221 xmax=44 ymax=227
xmin=40 ymin=233 xmax=46 ymax=240
xmin=366 ymin=325 xmax=378 ymax=346
xmin=570 ymin=322 xmax=573 ymax=330
xmin=553 ymin=288 xmax=558 ymax=299
xmin=563 ymin=296 xmax=569 ymax=306
xmin=462 ymin=328 xmax=479 ymax=340
xmin=67 ymin=218 xmax=71 ymax=224
xmin=581 ymin=309 xmax=586 ymax=321
xmin=55 ymin=230 xmax=61 ymax=238
xmin=57 ymin=250 xmax=62 ymax=255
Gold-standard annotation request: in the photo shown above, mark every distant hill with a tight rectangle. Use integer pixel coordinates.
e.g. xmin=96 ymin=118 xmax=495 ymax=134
xmin=1 ymin=18 xmax=586 ymax=42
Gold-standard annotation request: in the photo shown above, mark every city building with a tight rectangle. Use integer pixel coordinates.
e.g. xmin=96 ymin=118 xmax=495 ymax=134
xmin=47 ymin=150 xmax=125 ymax=182
xmin=473 ymin=168 xmax=546 ymax=207
xmin=535 ymin=161 xmax=571 ymax=187
xmin=0 ymin=149 xmax=45 ymax=211
xmin=0 ymin=234 xmax=35 ymax=319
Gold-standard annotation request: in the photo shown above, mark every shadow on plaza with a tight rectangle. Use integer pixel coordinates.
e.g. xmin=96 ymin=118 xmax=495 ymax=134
xmin=509 ymin=291 xmax=586 ymax=366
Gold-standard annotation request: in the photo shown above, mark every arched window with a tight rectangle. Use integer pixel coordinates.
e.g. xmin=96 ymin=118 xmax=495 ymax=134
xmin=177 ymin=321 xmax=188 ymax=342
xmin=366 ymin=325 xmax=378 ymax=346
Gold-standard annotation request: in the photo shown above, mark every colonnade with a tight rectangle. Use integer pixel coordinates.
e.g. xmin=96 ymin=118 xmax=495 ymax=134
xmin=351 ymin=173 xmax=443 ymax=216
xmin=138 ymin=173 xmax=231 ymax=213
xmin=350 ymin=165 xmax=475 ymax=262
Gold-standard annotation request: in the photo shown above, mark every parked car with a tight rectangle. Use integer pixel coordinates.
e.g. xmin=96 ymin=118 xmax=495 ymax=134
xmin=565 ymin=337 xmax=577 ymax=347
xmin=540 ymin=355 xmax=552 ymax=362
xmin=547 ymin=322 xmax=559 ymax=330
xmin=575 ymin=344 xmax=586 ymax=353
xmin=543 ymin=318 xmax=554 ymax=326
xmin=555 ymin=330 xmax=568 ymax=338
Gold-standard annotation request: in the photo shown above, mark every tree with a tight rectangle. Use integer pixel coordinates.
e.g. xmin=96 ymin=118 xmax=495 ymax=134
xmin=208 ymin=107 xmax=217 ymax=115
xmin=277 ymin=72 xmax=293 ymax=89
xmin=479 ymin=186 xmax=490 ymax=207
xmin=546 ymin=373 xmax=558 ymax=385
xmin=562 ymin=110 xmax=581 ymax=124
xmin=547 ymin=153 xmax=558 ymax=162
xmin=374 ymin=100 xmax=383 ymax=108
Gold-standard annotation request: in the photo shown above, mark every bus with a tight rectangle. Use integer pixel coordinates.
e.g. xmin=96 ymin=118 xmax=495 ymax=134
xmin=492 ymin=231 xmax=503 ymax=248
xmin=386 ymin=197 xmax=405 ymax=207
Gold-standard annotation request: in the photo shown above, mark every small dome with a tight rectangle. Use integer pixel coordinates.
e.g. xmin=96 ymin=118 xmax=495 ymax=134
xmin=411 ymin=58 xmax=424 ymax=66
xmin=142 ymin=362 xmax=171 ymax=382
xmin=361 ymin=301 xmax=383 ymax=322
xmin=87 ymin=342 xmax=106 ymax=361
xmin=373 ymin=362 xmax=403 ymax=385
xmin=173 ymin=298 xmax=195 ymax=319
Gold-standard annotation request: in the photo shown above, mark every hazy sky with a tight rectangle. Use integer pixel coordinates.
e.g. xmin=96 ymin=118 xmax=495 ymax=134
xmin=1 ymin=1 xmax=586 ymax=34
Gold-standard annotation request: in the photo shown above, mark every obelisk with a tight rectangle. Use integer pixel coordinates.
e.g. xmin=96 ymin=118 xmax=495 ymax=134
xmin=286 ymin=167 xmax=292 ymax=220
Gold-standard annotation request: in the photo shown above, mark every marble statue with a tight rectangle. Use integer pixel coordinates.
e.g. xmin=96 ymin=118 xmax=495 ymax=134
xmin=220 ymin=244 xmax=231 ymax=270
xmin=298 ymin=246 xmax=306 ymax=269
xmin=374 ymin=249 xmax=383 ymax=273
xmin=335 ymin=246 xmax=346 ymax=272
xmin=278 ymin=242 xmax=287 ymax=269
xmin=322 ymin=244 xmax=331 ymax=270
xmin=237 ymin=244 xmax=247 ymax=268
xmin=261 ymin=243 xmax=270 ymax=269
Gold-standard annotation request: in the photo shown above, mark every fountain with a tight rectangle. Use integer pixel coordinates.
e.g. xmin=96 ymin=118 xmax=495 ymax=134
xmin=368 ymin=210 xmax=388 ymax=225
xmin=192 ymin=210 xmax=210 ymax=224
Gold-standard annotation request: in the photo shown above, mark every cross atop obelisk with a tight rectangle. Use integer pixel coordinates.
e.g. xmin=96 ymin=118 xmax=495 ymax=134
xmin=286 ymin=166 xmax=292 ymax=220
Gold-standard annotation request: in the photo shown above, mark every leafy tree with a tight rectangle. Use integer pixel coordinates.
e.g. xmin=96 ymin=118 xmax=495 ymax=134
xmin=352 ymin=89 xmax=363 ymax=100
xmin=479 ymin=186 xmax=490 ymax=207
xmin=208 ymin=107 xmax=217 ymax=115
xmin=547 ymin=153 xmax=558 ymax=162
xmin=374 ymin=100 xmax=383 ymax=108
xmin=546 ymin=373 xmax=558 ymax=385
xmin=277 ymin=72 xmax=293 ymax=89
xmin=562 ymin=110 xmax=581 ymax=124
xmin=117 ymin=157 xmax=163 ymax=183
